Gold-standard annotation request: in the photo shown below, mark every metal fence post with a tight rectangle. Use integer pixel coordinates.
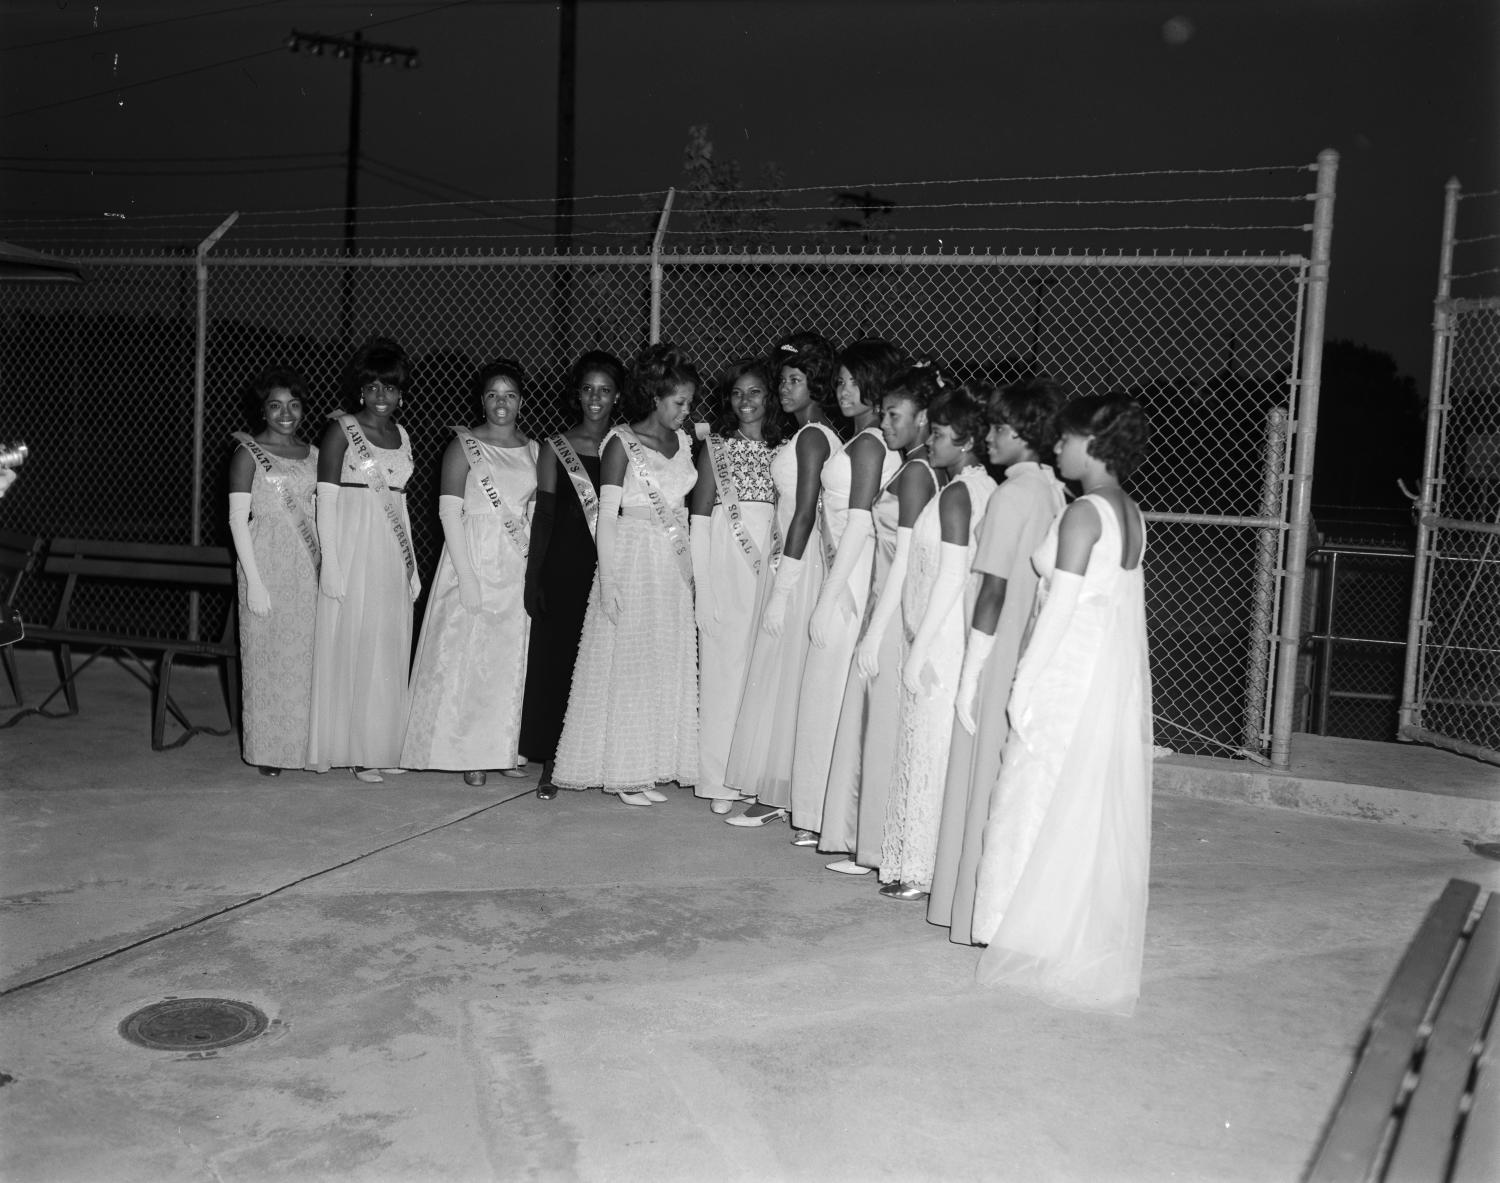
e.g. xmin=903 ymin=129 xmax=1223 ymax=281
xmin=1245 ymin=404 xmax=1288 ymax=749
xmin=1268 ymin=148 xmax=1338 ymax=768
xmin=189 ymin=211 xmax=239 ymax=640
xmin=1399 ymin=178 xmax=1461 ymax=738
xmin=648 ymin=188 xmax=675 ymax=344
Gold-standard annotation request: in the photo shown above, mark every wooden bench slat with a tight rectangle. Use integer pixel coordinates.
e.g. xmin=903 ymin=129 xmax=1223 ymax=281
xmin=1386 ymin=895 xmax=1500 ymax=1182
xmin=21 ymin=628 xmax=236 ymax=656
xmin=49 ymin=538 xmax=230 ymax=564
xmin=45 ymin=555 xmax=234 ymax=587
xmin=1306 ymin=879 xmax=1481 ymax=1183
xmin=1449 ymin=1017 xmax=1500 ymax=1183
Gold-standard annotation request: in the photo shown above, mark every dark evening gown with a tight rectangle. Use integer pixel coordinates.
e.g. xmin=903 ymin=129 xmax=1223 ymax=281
xmin=518 ymin=451 xmax=601 ymax=764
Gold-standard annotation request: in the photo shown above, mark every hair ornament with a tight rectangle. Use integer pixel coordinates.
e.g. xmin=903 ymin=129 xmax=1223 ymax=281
xmin=912 ymin=358 xmax=931 ymax=369
xmin=936 ymin=374 xmax=947 ymax=388
xmin=779 ymin=343 xmax=798 ymax=354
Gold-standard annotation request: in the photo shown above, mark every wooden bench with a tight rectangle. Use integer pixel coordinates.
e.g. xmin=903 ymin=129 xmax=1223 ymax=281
xmin=0 ymin=537 xmax=241 ymax=750
xmin=1306 ymin=878 xmax=1499 ymax=1183
xmin=0 ymin=527 xmax=46 ymax=708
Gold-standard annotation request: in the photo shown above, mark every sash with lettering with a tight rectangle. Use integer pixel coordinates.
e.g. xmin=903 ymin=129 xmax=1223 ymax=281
xmin=331 ymin=412 xmax=420 ymax=599
xmin=453 ymin=428 xmax=529 ymax=560
xmin=231 ymin=432 xmax=321 ymax=570
xmin=706 ymin=433 xmax=779 ymax=576
xmin=548 ymin=433 xmax=599 ymax=540
xmin=615 ymin=428 xmax=694 ymax=588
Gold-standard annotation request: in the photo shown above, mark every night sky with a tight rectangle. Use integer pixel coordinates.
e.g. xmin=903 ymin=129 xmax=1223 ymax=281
xmin=1 ymin=0 xmax=1496 ymax=381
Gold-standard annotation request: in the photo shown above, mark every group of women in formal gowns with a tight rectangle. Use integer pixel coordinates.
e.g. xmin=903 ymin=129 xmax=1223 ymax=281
xmin=230 ymin=333 xmax=1154 ymax=1016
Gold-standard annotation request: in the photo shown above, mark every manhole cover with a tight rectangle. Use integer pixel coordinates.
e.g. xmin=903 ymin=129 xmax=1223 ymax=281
xmin=119 ymin=998 xmax=268 ymax=1051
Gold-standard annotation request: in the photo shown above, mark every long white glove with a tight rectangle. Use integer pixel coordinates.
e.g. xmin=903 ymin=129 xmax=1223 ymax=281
xmin=1009 ymin=569 xmax=1083 ymax=717
xmin=690 ymin=515 xmax=716 ymax=635
xmin=809 ymin=508 xmax=872 ymax=649
xmin=315 ymin=482 xmax=344 ymax=601
xmin=955 ymin=628 xmax=997 ymax=734
xmin=228 ymin=492 xmax=271 ymax=616
xmin=903 ymin=541 xmax=969 ymax=696
xmin=438 ymin=494 xmax=481 ymax=612
xmin=596 ymin=484 xmax=624 ymax=624
xmin=855 ymin=526 xmax=912 ymax=679
xmin=760 ymin=553 xmax=804 ymax=638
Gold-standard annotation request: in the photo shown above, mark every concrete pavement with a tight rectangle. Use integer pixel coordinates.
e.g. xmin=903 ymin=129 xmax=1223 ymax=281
xmin=1 ymin=650 xmax=1497 ymax=1182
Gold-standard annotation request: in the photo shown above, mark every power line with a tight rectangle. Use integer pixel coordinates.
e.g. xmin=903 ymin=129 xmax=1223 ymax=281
xmin=0 ymin=161 xmax=344 ymax=178
xmin=0 ymin=152 xmax=342 ymax=164
xmin=0 ymin=0 xmax=294 ymax=53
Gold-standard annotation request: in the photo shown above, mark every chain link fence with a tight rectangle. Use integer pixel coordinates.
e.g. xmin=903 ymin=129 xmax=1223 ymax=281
xmin=1 ymin=214 xmax=1326 ymax=759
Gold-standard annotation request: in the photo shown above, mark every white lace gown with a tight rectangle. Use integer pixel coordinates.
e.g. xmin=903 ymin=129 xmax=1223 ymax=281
xmin=553 ymin=428 xmax=699 ymax=793
xmin=972 ymin=494 xmax=1153 ymax=1016
xmin=401 ymin=437 xmax=538 ymax=771
xmin=696 ymin=435 xmax=776 ymax=802
xmin=880 ymin=465 xmax=996 ymax=889
xmin=724 ymin=421 xmax=840 ymax=809
xmin=790 ymin=427 xmax=899 ymax=833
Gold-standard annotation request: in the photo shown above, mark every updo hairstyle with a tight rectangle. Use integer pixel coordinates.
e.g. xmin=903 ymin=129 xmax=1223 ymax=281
xmin=837 ymin=337 xmax=908 ymax=410
xmin=928 ymin=381 xmax=990 ymax=452
xmin=623 ymin=342 xmax=699 ymax=422
xmin=990 ymin=378 xmax=1069 ymax=456
xmin=1056 ymin=393 xmax=1151 ymax=480
xmin=568 ymin=350 xmax=626 ymax=400
xmin=774 ymin=329 xmax=838 ymax=408
xmin=345 ymin=336 xmax=411 ymax=410
xmin=471 ymin=358 xmax=525 ymax=407
xmin=884 ymin=355 xmax=948 ymax=413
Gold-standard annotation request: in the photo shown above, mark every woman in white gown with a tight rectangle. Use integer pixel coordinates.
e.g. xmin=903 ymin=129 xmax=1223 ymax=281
xmin=724 ymin=331 xmax=840 ymax=826
xmin=792 ymin=338 xmax=904 ymax=845
xmin=402 ymin=360 xmax=537 ymax=784
xmin=690 ymin=358 xmax=780 ymax=812
xmin=552 ymin=344 xmax=701 ymax=804
xmin=927 ymin=379 xmax=1067 ymax=940
xmin=972 ymin=393 xmax=1153 ymax=1016
xmin=879 ymin=382 xmax=996 ymax=900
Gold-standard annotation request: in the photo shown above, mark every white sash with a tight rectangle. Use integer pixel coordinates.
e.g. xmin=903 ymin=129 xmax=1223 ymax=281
xmin=454 ymin=428 xmax=529 ymax=560
xmin=615 ymin=428 xmax=693 ymax=588
xmin=549 ymin=433 xmax=599 ymax=540
xmin=707 ymin=434 xmax=778 ymax=575
xmin=331 ymin=412 xmax=420 ymax=599
xmin=232 ymin=432 xmax=320 ymax=570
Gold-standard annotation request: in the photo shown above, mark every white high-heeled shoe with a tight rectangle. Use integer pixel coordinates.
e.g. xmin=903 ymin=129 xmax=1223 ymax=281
xmin=617 ymin=791 xmax=653 ymax=807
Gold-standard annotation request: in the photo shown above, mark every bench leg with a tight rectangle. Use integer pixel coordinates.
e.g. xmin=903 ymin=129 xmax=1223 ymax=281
xmin=55 ymin=642 xmax=80 ymax=715
xmin=0 ymin=645 xmax=20 ymax=708
xmin=223 ymin=652 xmax=242 ymax=740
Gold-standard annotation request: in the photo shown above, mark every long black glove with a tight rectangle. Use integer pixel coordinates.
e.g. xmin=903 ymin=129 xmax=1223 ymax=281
xmin=524 ymin=489 xmax=556 ymax=619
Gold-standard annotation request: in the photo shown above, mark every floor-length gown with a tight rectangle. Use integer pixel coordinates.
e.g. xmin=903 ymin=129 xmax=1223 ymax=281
xmin=723 ymin=421 xmax=840 ymax=809
xmin=235 ymin=442 xmax=319 ymax=770
xmin=791 ymin=427 xmax=900 ymax=835
xmin=518 ymin=446 xmax=600 ymax=766
xmin=307 ymin=425 xmax=416 ymax=771
xmin=553 ymin=428 xmax=699 ymax=792
xmin=402 ymin=436 xmax=538 ymax=770
xmin=696 ymin=434 xmax=775 ymax=802
xmin=972 ymin=494 xmax=1153 ymax=1016
xmin=880 ymin=465 xmax=997 ymax=889
xmin=928 ymin=461 xmax=1065 ymax=941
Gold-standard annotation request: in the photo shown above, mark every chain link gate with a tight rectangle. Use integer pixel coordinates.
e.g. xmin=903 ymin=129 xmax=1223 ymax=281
xmin=1401 ymin=179 xmax=1500 ymax=765
xmin=0 ymin=156 xmax=1337 ymax=763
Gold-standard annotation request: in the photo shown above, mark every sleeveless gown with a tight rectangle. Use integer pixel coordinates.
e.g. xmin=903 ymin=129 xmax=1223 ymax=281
xmin=928 ymin=461 xmax=1065 ymax=940
xmin=235 ymin=442 xmax=319 ymax=770
xmin=723 ymin=421 xmax=840 ymax=809
xmin=402 ymin=437 xmax=538 ymax=771
xmin=880 ymin=465 xmax=997 ymax=890
xmin=518 ymin=447 xmax=601 ymax=765
xmin=972 ymin=494 xmax=1153 ymax=1016
xmin=307 ymin=425 xmax=415 ymax=771
xmin=696 ymin=434 xmax=776 ymax=802
xmin=790 ymin=427 xmax=900 ymax=834
xmin=553 ymin=428 xmax=699 ymax=793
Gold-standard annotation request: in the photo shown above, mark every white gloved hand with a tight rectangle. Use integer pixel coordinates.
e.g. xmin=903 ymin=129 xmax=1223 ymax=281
xmin=955 ymin=628 xmax=997 ymax=733
xmin=855 ymin=525 xmax=912 ymax=679
xmin=902 ymin=541 xmax=969 ymax=697
xmin=315 ymin=482 xmax=345 ymax=601
xmin=438 ymin=495 xmax=482 ymax=612
xmin=690 ymin=516 xmax=716 ymax=635
xmin=761 ymin=553 xmax=804 ymax=638
xmin=228 ymin=491 xmax=271 ymax=616
xmin=597 ymin=484 xmax=624 ymax=625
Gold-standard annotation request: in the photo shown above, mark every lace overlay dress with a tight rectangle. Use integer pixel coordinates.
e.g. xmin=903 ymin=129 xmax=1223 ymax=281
xmin=723 ymin=421 xmax=840 ymax=808
xmin=402 ymin=438 xmax=538 ymax=771
xmin=236 ymin=443 xmax=319 ymax=769
xmin=697 ymin=434 xmax=776 ymax=801
xmin=880 ymin=465 xmax=996 ymax=889
xmin=308 ymin=426 xmax=415 ymax=771
xmin=823 ymin=459 xmax=937 ymax=864
xmin=553 ymin=428 xmax=699 ymax=792
xmin=972 ymin=495 xmax=1153 ymax=1016
xmin=789 ymin=427 xmax=900 ymax=834
xmin=928 ymin=461 xmax=1066 ymax=941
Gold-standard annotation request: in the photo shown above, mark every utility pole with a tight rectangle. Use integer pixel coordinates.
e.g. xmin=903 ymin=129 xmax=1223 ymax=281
xmin=287 ymin=29 xmax=419 ymax=347
xmin=551 ymin=0 xmax=578 ymax=397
